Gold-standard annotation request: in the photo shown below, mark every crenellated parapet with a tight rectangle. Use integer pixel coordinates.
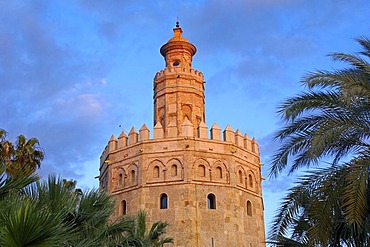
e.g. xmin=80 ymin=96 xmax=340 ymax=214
xmin=154 ymin=67 xmax=204 ymax=81
xmin=100 ymin=121 xmax=259 ymax=167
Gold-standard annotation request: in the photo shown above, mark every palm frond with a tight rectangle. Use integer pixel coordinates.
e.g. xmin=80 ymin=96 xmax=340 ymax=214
xmin=341 ymin=156 xmax=369 ymax=228
xmin=0 ymin=195 xmax=73 ymax=247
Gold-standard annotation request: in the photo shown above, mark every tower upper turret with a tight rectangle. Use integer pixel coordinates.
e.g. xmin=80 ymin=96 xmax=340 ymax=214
xmin=160 ymin=21 xmax=197 ymax=69
xmin=154 ymin=22 xmax=205 ymax=137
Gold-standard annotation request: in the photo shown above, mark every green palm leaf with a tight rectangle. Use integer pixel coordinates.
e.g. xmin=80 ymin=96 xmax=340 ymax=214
xmin=269 ymin=37 xmax=370 ymax=246
xmin=0 ymin=196 xmax=72 ymax=247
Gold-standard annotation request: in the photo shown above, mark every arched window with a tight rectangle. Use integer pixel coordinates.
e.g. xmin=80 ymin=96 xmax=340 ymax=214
xmin=216 ymin=167 xmax=222 ymax=179
xmin=131 ymin=170 xmax=136 ymax=183
xmin=238 ymin=170 xmax=243 ymax=184
xmin=171 ymin=164 xmax=177 ymax=177
xmin=119 ymin=173 xmax=123 ymax=185
xmin=198 ymin=164 xmax=206 ymax=177
xmin=248 ymin=174 xmax=253 ymax=188
xmin=247 ymin=200 xmax=252 ymax=216
xmin=160 ymin=193 xmax=168 ymax=209
xmin=153 ymin=166 xmax=160 ymax=178
xmin=207 ymin=193 xmax=216 ymax=209
xmin=120 ymin=200 xmax=127 ymax=215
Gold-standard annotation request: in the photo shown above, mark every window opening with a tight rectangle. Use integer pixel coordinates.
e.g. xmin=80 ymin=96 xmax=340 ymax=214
xmin=131 ymin=170 xmax=136 ymax=183
xmin=160 ymin=193 xmax=168 ymax=209
xmin=247 ymin=200 xmax=252 ymax=216
xmin=120 ymin=200 xmax=127 ymax=215
xmin=119 ymin=173 xmax=123 ymax=185
xmin=207 ymin=194 xmax=216 ymax=209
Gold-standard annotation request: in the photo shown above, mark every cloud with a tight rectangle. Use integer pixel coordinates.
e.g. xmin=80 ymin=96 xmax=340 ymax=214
xmin=0 ymin=1 xmax=117 ymax=183
xmin=0 ymin=0 xmax=368 ymax=192
xmin=54 ymin=93 xmax=104 ymax=118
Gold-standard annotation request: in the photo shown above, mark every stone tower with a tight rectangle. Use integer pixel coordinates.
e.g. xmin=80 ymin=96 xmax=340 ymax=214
xmin=99 ymin=22 xmax=265 ymax=247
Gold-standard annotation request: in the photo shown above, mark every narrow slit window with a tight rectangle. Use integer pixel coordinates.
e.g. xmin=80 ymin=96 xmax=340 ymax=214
xmin=131 ymin=170 xmax=136 ymax=183
xmin=120 ymin=200 xmax=127 ymax=215
xmin=247 ymin=200 xmax=252 ymax=216
xmin=207 ymin=194 xmax=216 ymax=209
xmin=160 ymin=193 xmax=168 ymax=209
xmin=119 ymin=173 xmax=123 ymax=185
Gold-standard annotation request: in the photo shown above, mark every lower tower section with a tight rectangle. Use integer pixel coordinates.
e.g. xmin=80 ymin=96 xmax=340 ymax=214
xmin=100 ymin=126 xmax=265 ymax=246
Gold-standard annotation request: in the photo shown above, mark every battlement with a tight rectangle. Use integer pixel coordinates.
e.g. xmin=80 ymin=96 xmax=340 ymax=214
xmin=154 ymin=67 xmax=204 ymax=81
xmin=100 ymin=121 xmax=259 ymax=166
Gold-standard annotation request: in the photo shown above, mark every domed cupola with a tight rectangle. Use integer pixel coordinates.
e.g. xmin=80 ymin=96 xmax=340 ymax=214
xmin=160 ymin=21 xmax=197 ymax=69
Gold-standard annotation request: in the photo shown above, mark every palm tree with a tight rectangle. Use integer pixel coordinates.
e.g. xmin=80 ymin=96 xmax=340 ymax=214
xmin=0 ymin=160 xmax=64 ymax=246
xmin=26 ymin=175 xmax=135 ymax=247
xmin=0 ymin=173 xmax=135 ymax=247
xmin=0 ymin=129 xmax=6 ymax=148
xmin=6 ymin=134 xmax=44 ymax=179
xmin=268 ymin=37 xmax=370 ymax=246
xmin=0 ymin=130 xmax=44 ymax=179
xmin=0 ymin=161 xmax=38 ymax=203
xmin=269 ymin=163 xmax=370 ymax=246
xmin=67 ymin=187 xmax=135 ymax=246
xmin=0 ymin=129 xmax=11 ymax=169
xmin=0 ymin=194 xmax=73 ymax=247
xmin=120 ymin=210 xmax=173 ymax=247
xmin=0 ymin=130 xmax=172 ymax=246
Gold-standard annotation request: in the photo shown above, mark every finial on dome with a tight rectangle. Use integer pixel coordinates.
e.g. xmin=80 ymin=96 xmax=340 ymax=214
xmin=160 ymin=19 xmax=196 ymax=57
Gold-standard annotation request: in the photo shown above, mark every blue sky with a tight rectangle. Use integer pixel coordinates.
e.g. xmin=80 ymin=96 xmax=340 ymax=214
xmin=1 ymin=0 xmax=369 ymax=234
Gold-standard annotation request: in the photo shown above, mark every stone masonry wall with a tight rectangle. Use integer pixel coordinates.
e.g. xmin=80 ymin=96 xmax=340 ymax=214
xmin=99 ymin=123 xmax=265 ymax=246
